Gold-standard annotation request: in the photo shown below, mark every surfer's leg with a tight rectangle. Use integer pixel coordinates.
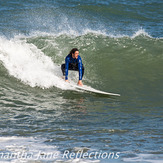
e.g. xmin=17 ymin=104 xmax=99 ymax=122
xmin=61 ymin=63 xmax=77 ymax=74
xmin=68 ymin=63 xmax=74 ymax=70
xmin=61 ymin=64 xmax=65 ymax=76
xmin=67 ymin=63 xmax=84 ymax=78
xmin=66 ymin=63 xmax=84 ymax=75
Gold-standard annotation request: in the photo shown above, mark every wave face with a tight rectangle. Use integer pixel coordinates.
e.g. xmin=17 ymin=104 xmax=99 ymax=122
xmin=0 ymin=0 xmax=163 ymax=163
xmin=0 ymin=33 xmax=162 ymax=97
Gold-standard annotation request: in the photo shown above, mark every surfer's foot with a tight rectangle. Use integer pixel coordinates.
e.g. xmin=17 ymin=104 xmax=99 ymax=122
xmin=65 ymin=80 xmax=69 ymax=83
xmin=62 ymin=76 xmax=65 ymax=79
xmin=77 ymin=80 xmax=83 ymax=86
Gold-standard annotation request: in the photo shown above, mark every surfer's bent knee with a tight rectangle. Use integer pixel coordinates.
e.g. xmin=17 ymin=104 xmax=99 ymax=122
xmin=61 ymin=64 xmax=66 ymax=75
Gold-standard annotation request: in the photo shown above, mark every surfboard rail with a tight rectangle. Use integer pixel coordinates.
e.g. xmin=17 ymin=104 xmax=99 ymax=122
xmin=75 ymin=85 xmax=120 ymax=96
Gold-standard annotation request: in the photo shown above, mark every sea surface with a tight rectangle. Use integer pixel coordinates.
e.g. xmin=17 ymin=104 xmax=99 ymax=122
xmin=0 ymin=0 xmax=163 ymax=162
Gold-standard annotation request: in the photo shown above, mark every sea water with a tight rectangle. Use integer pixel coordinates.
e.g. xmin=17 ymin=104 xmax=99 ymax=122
xmin=0 ymin=0 xmax=163 ymax=162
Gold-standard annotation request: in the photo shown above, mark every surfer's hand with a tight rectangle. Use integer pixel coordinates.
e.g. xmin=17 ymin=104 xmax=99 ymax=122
xmin=78 ymin=80 xmax=83 ymax=86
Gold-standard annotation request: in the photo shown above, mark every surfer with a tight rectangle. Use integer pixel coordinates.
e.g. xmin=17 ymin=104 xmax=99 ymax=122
xmin=61 ymin=48 xmax=84 ymax=86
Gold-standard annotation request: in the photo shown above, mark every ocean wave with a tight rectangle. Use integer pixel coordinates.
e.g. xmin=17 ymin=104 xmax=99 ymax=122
xmin=0 ymin=32 xmax=162 ymax=94
xmin=0 ymin=37 xmax=77 ymax=90
xmin=26 ymin=28 xmax=153 ymax=39
xmin=131 ymin=29 xmax=152 ymax=38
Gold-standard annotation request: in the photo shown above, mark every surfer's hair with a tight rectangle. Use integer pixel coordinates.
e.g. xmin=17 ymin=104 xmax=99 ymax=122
xmin=69 ymin=48 xmax=79 ymax=55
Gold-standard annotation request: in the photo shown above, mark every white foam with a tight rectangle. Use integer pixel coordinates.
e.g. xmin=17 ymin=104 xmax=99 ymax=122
xmin=27 ymin=28 xmax=152 ymax=39
xmin=0 ymin=136 xmax=101 ymax=163
xmin=131 ymin=28 xmax=152 ymax=38
xmin=28 ymin=29 xmax=125 ymax=38
xmin=123 ymin=153 xmax=163 ymax=163
xmin=0 ymin=136 xmax=60 ymax=162
xmin=0 ymin=37 xmax=76 ymax=90
xmin=64 ymin=159 xmax=100 ymax=163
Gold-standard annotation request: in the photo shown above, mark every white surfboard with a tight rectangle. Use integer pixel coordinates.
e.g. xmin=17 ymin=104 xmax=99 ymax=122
xmin=74 ymin=84 xmax=120 ymax=96
xmin=61 ymin=77 xmax=120 ymax=96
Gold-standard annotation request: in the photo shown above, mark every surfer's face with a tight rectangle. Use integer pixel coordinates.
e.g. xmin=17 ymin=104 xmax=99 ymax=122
xmin=72 ymin=51 xmax=79 ymax=59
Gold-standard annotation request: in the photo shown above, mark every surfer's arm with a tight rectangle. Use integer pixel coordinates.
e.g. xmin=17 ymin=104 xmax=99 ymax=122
xmin=77 ymin=56 xmax=83 ymax=86
xmin=65 ymin=57 xmax=70 ymax=80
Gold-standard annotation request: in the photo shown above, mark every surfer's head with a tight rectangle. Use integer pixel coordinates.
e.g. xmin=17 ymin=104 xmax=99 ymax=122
xmin=70 ymin=48 xmax=79 ymax=59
